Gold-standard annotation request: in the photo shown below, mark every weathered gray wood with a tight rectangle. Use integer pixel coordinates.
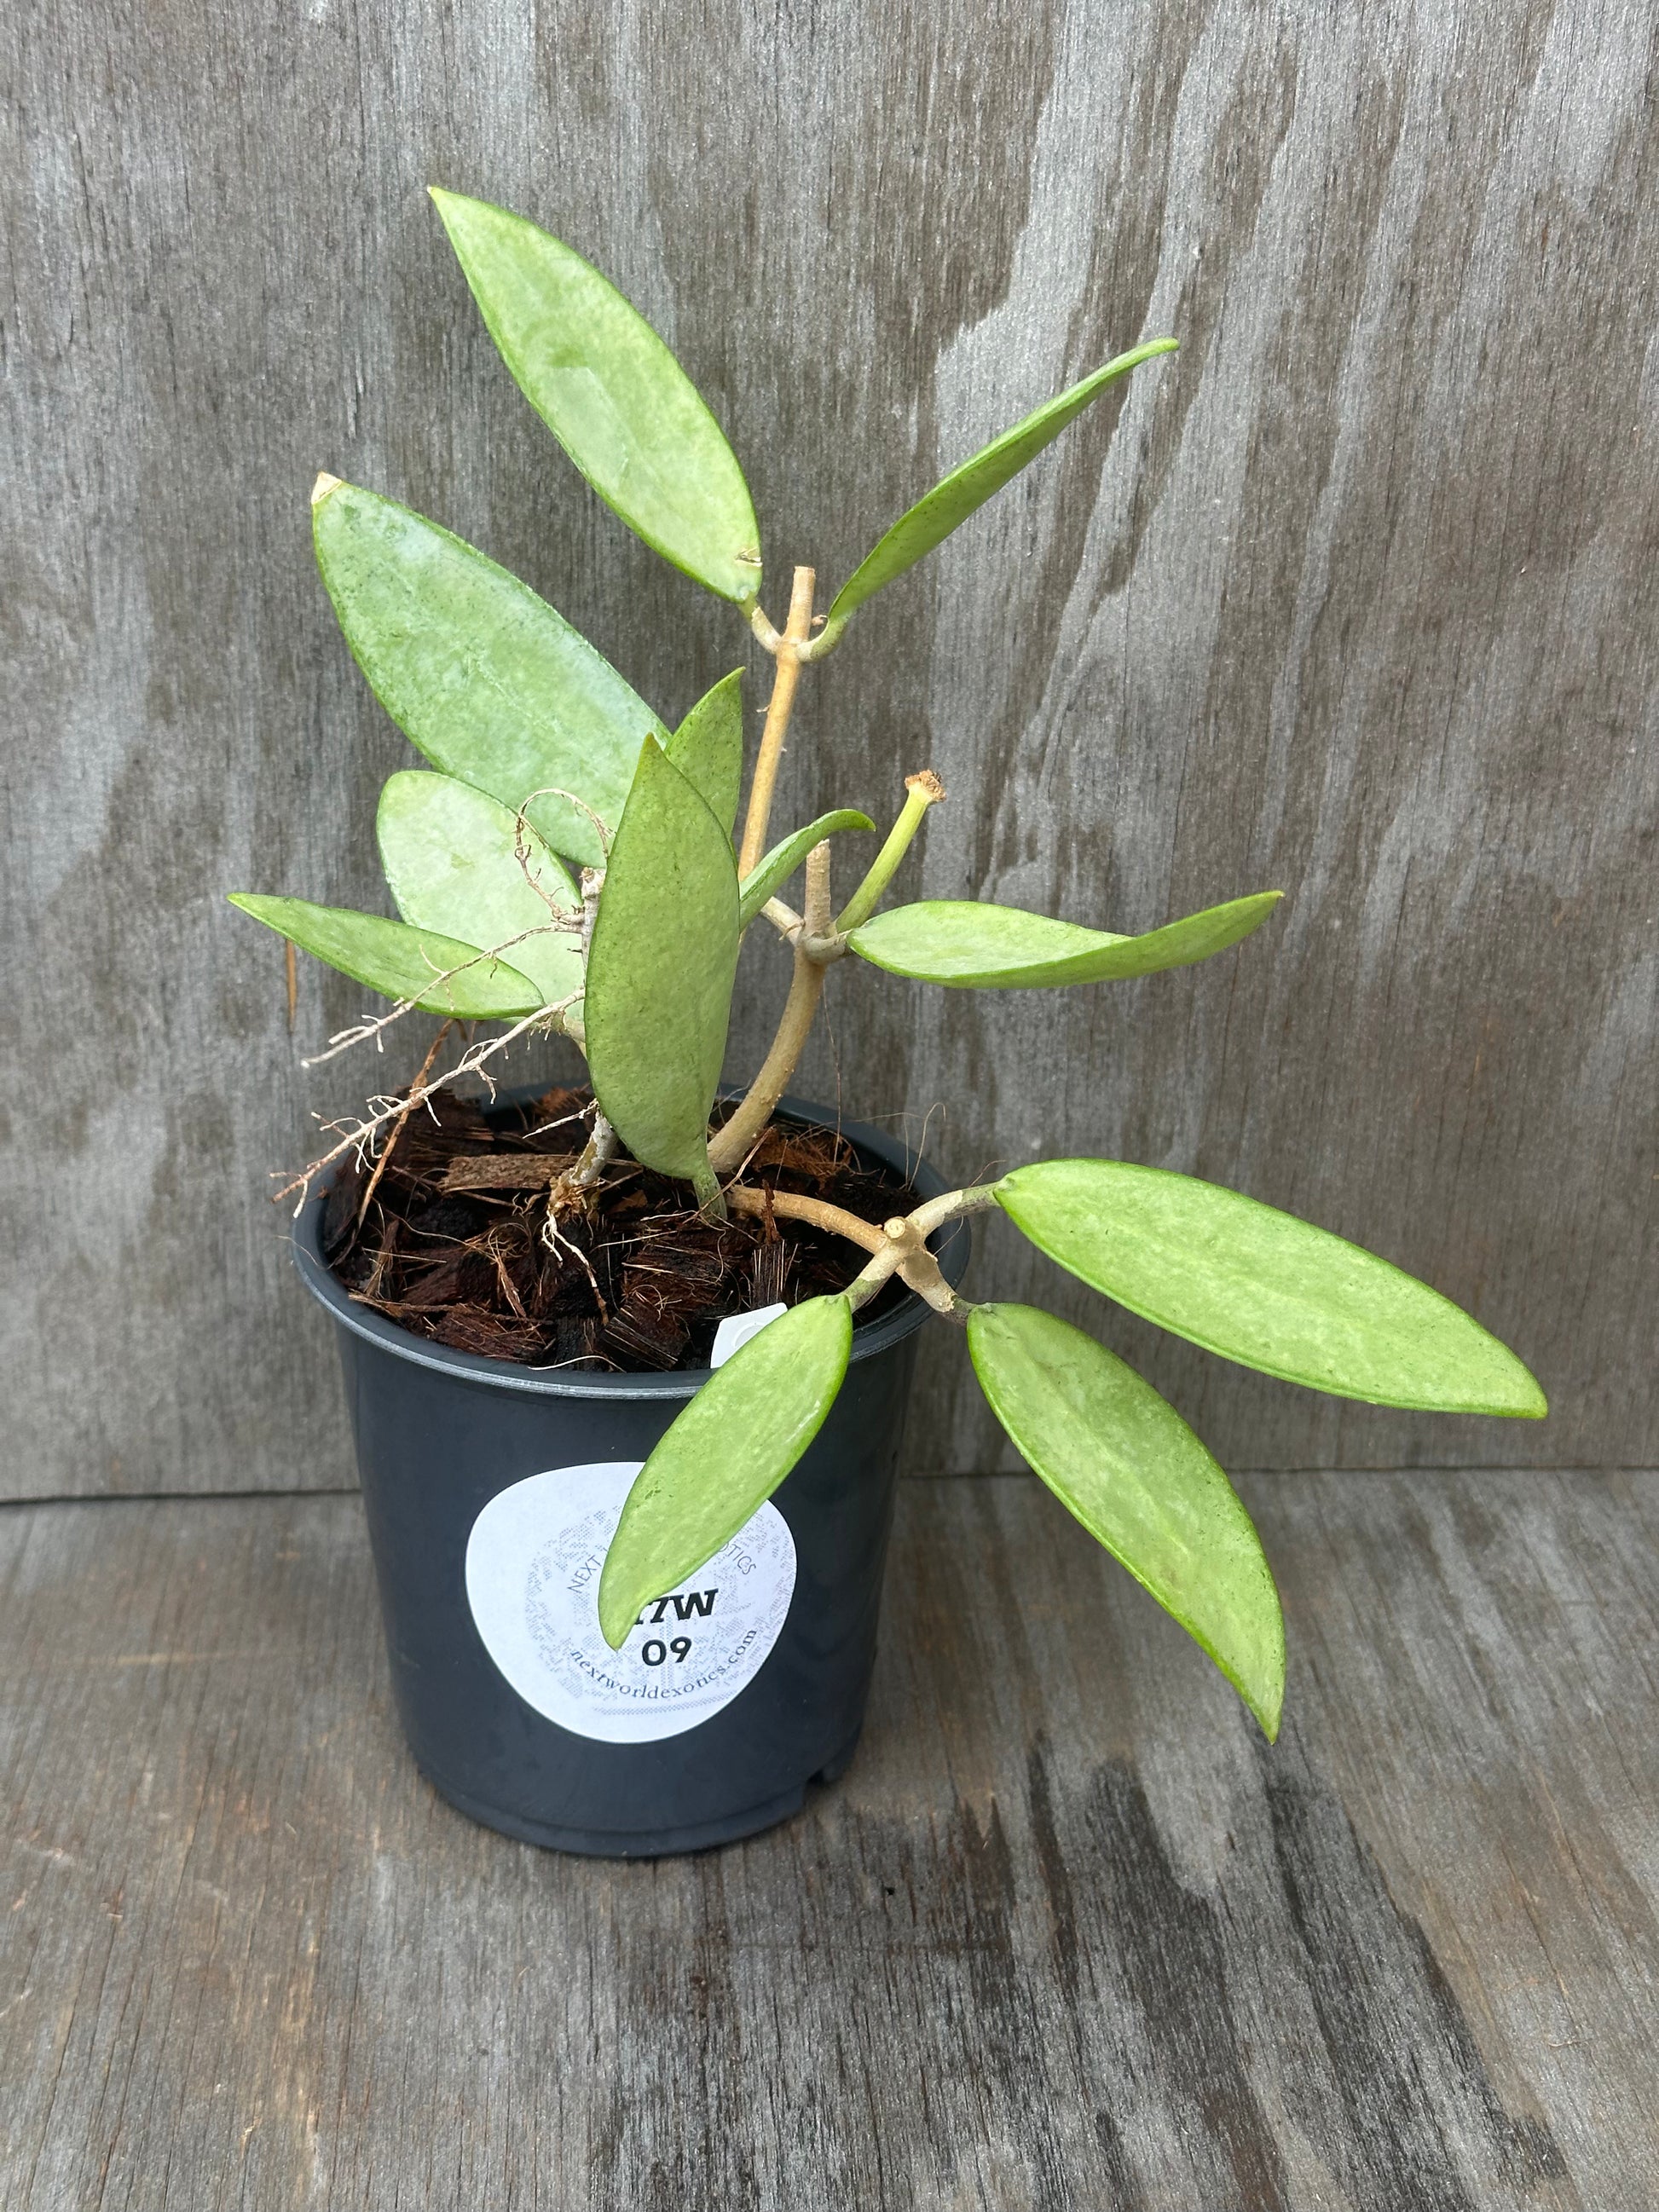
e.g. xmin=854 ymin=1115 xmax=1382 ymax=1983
xmin=3 ymin=0 xmax=1655 ymax=1493
xmin=4 ymin=1472 xmax=1655 ymax=2207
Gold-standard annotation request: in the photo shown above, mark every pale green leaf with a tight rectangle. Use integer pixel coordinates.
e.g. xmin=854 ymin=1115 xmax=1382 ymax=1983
xmin=847 ymin=892 xmax=1280 ymax=987
xmin=584 ymin=739 xmax=740 ymax=1195
xmin=739 ymin=811 xmax=877 ymax=927
xmin=827 ymin=339 xmax=1177 ymax=628
xmin=598 ymin=1296 xmax=852 ymax=1648
xmin=227 ymin=895 xmax=540 ymax=1018
xmin=664 ymin=669 xmax=744 ymax=838
xmin=968 ymin=1303 xmax=1284 ymax=1737
xmin=313 ymin=478 xmax=662 ymax=868
xmin=431 ymin=189 xmax=761 ymax=602
xmin=376 ymin=771 xmax=583 ymax=1013
xmin=996 ymin=1160 xmax=1547 ymax=1417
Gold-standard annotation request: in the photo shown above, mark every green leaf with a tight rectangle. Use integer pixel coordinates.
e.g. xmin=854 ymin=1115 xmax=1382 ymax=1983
xmin=430 ymin=189 xmax=761 ymax=603
xmin=598 ymin=1296 xmax=852 ymax=1648
xmin=847 ymin=891 xmax=1280 ymax=987
xmin=738 ymin=811 xmax=877 ymax=928
xmin=313 ymin=477 xmax=663 ymax=868
xmin=664 ymin=669 xmax=744 ymax=839
xmin=376 ymin=771 xmax=583 ymax=1013
xmin=227 ymin=895 xmax=540 ymax=1018
xmin=584 ymin=739 xmax=740 ymax=1196
xmin=996 ymin=1161 xmax=1547 ymax=1418
xmin=967 ymin=1304 xmax=1284 ymax=1737
xmin=827 ymin=339 xmax=1177 ymax=628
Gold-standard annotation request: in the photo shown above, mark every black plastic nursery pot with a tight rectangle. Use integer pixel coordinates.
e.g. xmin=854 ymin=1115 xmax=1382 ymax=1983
xmin=293 ymin=1099 xmax=970 ymax=1858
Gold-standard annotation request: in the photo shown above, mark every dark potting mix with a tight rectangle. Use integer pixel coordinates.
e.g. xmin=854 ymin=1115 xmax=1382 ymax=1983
xmin=321 ymin=1086 xmax=918 ymax=1372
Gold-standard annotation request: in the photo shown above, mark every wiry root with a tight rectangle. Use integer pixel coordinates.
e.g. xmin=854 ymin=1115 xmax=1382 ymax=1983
xmin=539 ymin=1206 xmax=609 ymax=1324
xmin=274 ymin=1005 xmax=568 ymax=1214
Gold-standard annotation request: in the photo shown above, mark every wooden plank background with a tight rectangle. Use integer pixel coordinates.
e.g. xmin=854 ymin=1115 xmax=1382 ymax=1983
xmin=6 ymin=1470 xmax=1656 ymax=2206
xmin=3 ymin=0 xmax=1654 ymax=1497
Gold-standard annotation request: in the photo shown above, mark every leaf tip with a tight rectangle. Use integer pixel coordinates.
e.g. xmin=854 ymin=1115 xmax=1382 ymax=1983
xmin=310 ymin=471 xmax=344 ymax=508
xmin=1513 ymin=1374 xmax=1549 ymax=1420
xmin=597 ymin=1573 xmax=634 ymax=1652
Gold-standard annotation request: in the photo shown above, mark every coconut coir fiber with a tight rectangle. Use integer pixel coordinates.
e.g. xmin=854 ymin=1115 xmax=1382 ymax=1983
xmin=323 ymin=1085 xmax=917 ymax=1372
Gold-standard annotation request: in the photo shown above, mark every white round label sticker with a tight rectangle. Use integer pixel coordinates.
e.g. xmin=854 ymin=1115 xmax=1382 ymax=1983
xmin=464 ymin=1462 xmax=797 ymax=1744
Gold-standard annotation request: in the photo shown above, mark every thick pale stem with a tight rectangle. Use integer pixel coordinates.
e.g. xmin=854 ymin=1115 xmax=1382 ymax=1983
xmin=803 ymin=838 xmax=832 ymax=938
xmin=567 ymin=1108 xmax=617 ymax=1192
xmin=847 ymin=1212 xmax=974 ymax=1322
xmin=706 ymin=943 xmax=827 ymax=1174
xmin=760 ymin=895 xmax=802 ymax=939
xmin=737 ymin=566 xmax=816 ymax=876
xmin=708 ymin=840 xmax=834 ymax=1174
xmin=835 ymin=770 xmax=945 ymax=935
xmin=725 ymin=1180 xmax=995 ymax=1324
xmin=727 ymin=1185 xmax=886 ymax=1252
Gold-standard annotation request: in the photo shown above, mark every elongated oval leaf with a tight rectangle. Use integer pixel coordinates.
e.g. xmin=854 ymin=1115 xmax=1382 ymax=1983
xmin=968 ymin=1303 xmax=1284 ymax=1736
xmin=827 ymin=339 xmax=1176 ymax=628
xmin=228 ymin=895 xmax=540 ymax=1017
xmin=739 ymin=810 xmax=877 ymax=927
xmin=847 ymin=891 xmax=1280 ymax=987
xmin=997 ymin=1160 xmax=1547 ymax=1417
xmin=313 ymin=478 xmax=663 ymax=867
xmin=376 ymin=771 xmax=583 ymax=1012
xmin=598 ymin=1295 xmax=852 ymax=1648
xmin=431 ymin=189 xmax=761 ymax=603
xmin=585 ymin=739 xmax=740 ymax=1194
xmin=664 ymin=669 xmax=744 ymax=838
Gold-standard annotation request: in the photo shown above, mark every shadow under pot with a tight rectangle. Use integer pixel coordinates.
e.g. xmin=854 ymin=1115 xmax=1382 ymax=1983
xmin=292 ymin=1099 xmax=971 ymax=1858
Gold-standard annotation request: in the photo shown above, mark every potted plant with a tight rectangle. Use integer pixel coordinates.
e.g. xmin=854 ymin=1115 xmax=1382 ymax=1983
xmin=234 ymin=190 xmax=1546 ymax=1857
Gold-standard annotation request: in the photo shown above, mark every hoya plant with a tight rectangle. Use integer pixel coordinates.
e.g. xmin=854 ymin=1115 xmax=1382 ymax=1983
xmin=234 ymin=190 xmax=1546 ymax=1744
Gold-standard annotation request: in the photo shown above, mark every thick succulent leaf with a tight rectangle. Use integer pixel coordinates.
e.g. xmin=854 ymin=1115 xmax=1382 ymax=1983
xmin=431 ymin=189 xmax=761 ymax=603
xmin=968 ymin=1303 xmax=1284 ymax=1736
xmin=584 ymin=739 xmax=740 ymax=1194
xmin=828 ymin=339 xmax=1177 ymax=627
xmin=228 ymin=895 xmax=540 ymax=1017
xmin=996 ymin=1160 xmax=1547 ymax=1418
xmin=738 ymin=811 xmax=877 ymax=927
xmin=313 ymin=478 xmax=663 ymax=867
xmin=598 ymin=1296 xmax=852 ymax=1648
xmin=665 ymin=669 xmax=744 ymax=838
xmin=376 ymin=771 xmax=583 ymax=1012
xmin=847 ymin=891 xmax=1280 ymax=987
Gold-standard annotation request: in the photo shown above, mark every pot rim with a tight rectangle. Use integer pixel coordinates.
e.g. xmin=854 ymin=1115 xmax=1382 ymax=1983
xmin=292 ymin=1092 xmax=972 ymax=1401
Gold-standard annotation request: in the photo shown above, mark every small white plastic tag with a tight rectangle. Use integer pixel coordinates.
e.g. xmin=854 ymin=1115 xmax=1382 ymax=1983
xmin=709 ymin=1302 xmax=789 ymax=1369
xmin=465 ymin=1462 xmax=795 ymax=1744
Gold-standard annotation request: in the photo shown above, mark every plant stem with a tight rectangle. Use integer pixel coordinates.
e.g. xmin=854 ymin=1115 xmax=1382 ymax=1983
xmin=844 ymin=1210 xmax=975 ymax=1322
xmin=737 ymin=565 xmax=816 ymax=876
xmin=726 ymin=1186 xmax=887 ymax=1252
xmin=835 ymin=770 xmax=945 ymax=934
xmin=691 ymin=1158 xmax=727 ymax=1222
xmin=724 ymin=1179 xmax=997 ymax=1324
xmin=803 ymin=837 xmax=833 ymax=938
xmin=799 ymin=609 xmax=848 ymax=662
xmin=707 ymin=939 xmax=828 ymax=1175
xmin=842 ymin=1186 xmax=1001 ymax=1316
xmin=566 ymin=1106 xmax=617 ymax=1192
xmin=707 ymin=840 xmax=835 ymax=1175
